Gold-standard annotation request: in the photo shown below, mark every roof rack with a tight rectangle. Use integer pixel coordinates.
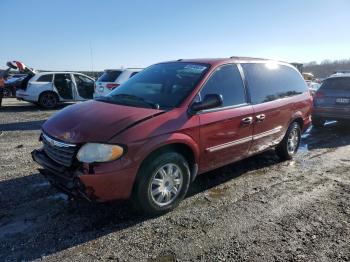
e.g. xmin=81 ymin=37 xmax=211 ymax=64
xmin=333 ymin=70 xmax=350 ymax=74
xmin=229 ymin=56 xmax=266 ymax=61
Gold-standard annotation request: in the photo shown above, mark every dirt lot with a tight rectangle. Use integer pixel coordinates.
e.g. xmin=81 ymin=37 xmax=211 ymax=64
xmin=0 ymin=98 xmax=350 ymax=262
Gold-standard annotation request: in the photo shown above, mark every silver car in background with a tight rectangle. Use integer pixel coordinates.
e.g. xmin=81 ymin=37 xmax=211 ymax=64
xmin=93 ymin=68 xmax=143 ymax=98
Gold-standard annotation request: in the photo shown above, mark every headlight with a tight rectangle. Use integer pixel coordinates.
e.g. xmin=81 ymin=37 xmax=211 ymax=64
xmin=77 ymin=143 xmax=124 ymax=163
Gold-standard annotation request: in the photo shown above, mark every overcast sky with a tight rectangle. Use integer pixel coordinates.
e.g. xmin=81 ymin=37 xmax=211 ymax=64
xmin=1 ymin=0 xmax=350 ymax=71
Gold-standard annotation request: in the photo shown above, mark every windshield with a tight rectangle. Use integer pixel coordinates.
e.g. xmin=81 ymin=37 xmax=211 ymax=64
xmin=95 ymin=62 xmax=209 ymax=109
xmin=321 ymin=77 xmax=350 ymax=90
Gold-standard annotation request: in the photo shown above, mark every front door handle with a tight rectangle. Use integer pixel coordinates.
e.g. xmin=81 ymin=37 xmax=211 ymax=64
xmin=256 ymin=114 xmax=266 ymax=122
xmin=241 ymin=116 xmax=253 ymax=125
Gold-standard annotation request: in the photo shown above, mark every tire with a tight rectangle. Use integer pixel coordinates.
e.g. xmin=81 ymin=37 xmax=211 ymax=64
xmin=133 ymin=151 xmax=191 ymax=216
xmin=38 ymin=92 xmax=59 ymax=109
xmin=312 ymin=117 xmax=325 ymax=128
xmin=275 ymin=122 xmax=301 ymax=160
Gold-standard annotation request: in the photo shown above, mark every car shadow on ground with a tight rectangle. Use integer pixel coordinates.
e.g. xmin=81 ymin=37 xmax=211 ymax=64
xmin=0 ymin=149 xmax=281 ymax=261
xmin=0 ymin=120 xmax=45 ymax=131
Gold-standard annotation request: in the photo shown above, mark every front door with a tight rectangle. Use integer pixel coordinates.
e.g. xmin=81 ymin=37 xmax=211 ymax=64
xmin=53 ymin=73 xmax=74 ymax=100
xmin=197 ymin=64 xmax=254 ymax=172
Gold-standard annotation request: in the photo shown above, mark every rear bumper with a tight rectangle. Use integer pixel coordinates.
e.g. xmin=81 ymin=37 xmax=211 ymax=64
xmin=32 ymin=149 xmax=136 ymax=202
xmin=313 ymin=107 xmax=350 ymax=120
xmin=16 ymin=90 xmax=37 ymax=102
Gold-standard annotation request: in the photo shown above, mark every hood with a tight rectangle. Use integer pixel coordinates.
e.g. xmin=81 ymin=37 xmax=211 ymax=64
xmin=42 ymin=100 xmax=164 ymax=143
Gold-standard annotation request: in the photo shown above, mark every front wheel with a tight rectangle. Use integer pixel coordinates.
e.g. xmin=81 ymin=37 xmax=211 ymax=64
xmin=133 ymin=152 xmax=191 ymax=216
xmin=275 ymin=122 xmax=301 ymax=160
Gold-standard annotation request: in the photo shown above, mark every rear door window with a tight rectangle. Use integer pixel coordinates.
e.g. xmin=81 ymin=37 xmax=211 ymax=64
xmin=97 ymin=70 xmax=122 ymax=82
xmin=199 ymin=64 xmax=246 ymax=108
xmin=37 ymin=74 xmax=53 ymax=82
xmin=321 ymin=77 xmax=350 ymax=90
xmin=242 ymin=63 xmax=307 ymax=104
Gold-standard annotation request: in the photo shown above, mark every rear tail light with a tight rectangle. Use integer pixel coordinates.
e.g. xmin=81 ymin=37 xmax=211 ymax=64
xmin=314 ymin=91 xmax=325 ymax=98
xmin=106 ymin=83 xmax=119 ymax=90
xmin=314 ymin=90 xmax=325 ymax=105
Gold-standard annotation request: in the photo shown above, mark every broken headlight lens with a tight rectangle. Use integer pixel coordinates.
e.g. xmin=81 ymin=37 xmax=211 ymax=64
xmin=77 ymin=143 xmax=124 ymax=163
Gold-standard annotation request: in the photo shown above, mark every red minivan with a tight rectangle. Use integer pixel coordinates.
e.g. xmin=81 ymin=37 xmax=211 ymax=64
xmin=32 ymin=57 xmax=312 ymax=215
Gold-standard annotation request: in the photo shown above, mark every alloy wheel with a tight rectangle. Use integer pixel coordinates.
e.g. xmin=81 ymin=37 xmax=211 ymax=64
xmin=287 ymin=127 xmax=299 ymax=154
xmin=149 ymin=163 xmax=183 ymax=207
xmin=41 ymin=93 xmax=57 ymax=108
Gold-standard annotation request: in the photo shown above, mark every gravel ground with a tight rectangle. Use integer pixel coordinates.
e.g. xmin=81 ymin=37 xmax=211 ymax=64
xmin=0 ymin=98 xmax=350 ymax=262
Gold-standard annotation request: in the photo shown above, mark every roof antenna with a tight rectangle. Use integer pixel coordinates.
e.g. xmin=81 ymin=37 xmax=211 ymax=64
xmin=89 ymin=40 xmax=94 ymax=78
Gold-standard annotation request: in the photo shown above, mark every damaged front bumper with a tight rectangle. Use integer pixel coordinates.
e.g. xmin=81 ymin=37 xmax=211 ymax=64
xmin=31 ymin=149 xmax=93 ymax=201
xmin=32 ymin=148 xmax=137 ymax=202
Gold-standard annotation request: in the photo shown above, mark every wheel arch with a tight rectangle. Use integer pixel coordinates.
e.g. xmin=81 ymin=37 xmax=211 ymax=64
xmin=290 ymin=111 xmax=304 ymax=130
xmin=292 ymin=116 xmax=303 ymax=130
xmin=134 ymin=133 xmax=200 ymax=185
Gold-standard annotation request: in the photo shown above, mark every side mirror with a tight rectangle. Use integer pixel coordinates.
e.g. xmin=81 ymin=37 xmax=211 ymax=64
xmin=190 ymin=94 xmax=223 ymax=112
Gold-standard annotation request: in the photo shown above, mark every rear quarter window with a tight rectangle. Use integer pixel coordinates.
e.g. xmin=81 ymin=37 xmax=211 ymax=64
xmin=242 ymin=63 xmax=307 ymax=104
xmin=36 ymin=74 xmax=53 ymax=82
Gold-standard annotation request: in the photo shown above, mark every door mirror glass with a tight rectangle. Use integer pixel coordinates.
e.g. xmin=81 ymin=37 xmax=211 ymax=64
xmin=191 ymin=94 xmax=223 ymax=112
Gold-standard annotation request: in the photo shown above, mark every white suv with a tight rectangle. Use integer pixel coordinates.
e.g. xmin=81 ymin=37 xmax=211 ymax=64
xmin=93 ymin=68 xmax=142 ymax=98
xmin=16 ymin=72 xmax=95 ymax=108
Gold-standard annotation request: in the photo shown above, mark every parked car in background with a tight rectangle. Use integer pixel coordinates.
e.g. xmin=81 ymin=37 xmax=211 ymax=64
xmin=93 ymin=68 xmax=142 ymax=98
xmin=307 ymin=81 xmax=321 ymax=96
xmin=313 ymin=73 xmax=350 ymax=127
xmin=16 ymin=72 xmax=95 ymax=108
xmin=32 ymin=57 xmax=312 ymax=215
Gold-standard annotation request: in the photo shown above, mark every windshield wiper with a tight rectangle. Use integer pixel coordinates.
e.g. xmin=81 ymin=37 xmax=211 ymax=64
xmin=111 ymin=94 xmax=160 ymax=109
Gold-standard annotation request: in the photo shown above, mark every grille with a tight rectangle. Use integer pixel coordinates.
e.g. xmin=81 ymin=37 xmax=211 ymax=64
xmin=42 ymin=133 xmax=77 ymax=167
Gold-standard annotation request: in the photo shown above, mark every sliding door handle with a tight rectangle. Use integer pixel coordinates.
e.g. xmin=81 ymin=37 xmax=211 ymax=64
xmin=256 ymin=114 xmax=266 ymax=122
xmin=241 ymin=116 xmax=253 ymax=125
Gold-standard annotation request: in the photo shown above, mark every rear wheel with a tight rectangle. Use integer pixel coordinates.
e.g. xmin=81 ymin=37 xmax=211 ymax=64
xmin=133 ymin=151 xmax=190 ymax=216
xmin=276 ymin=122 xmax=301 ymax=160
xmin=312 ymin=117 xmax=325 ymax=128
xmin=38 ymin=92 xmax=59 ymax=109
